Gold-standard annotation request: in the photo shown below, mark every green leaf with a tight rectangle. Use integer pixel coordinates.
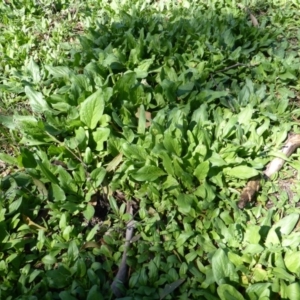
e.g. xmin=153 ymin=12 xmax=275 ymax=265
xmin=163 ymin=132 xmax=181 ymax=156
xmin=87 ymin=285 xmax=104 ymax=300
xmin=159 ymin=279 xmax=185 ymax=300
xmin=92 ymin=128 xmax=110 ymax=151
xmin=20 ymin=148 xmax=37 ymax=168
xmin=237 ymin=105 xmax=254 ymax=125
xmin=0 ymin=153 xmax=18 ymax=166
xmin=176 ymin=232 xmax=194 ymax=248
xmin=0 ymin=115 xmax=16 ymax=130
xmin=286 ymin=282 xmax=300 ymax=300
xmin=51 ymin=184 xmax=66 ymax=202
xmin=224 ymin=166 xmax=259 ymax=179
xmin=212 ymin=249 xmax=237 ymax=285
xmin=42 ymin=254 xmax=57 ymax=265
xmin=194 ymin=161 xmax=210 ymax=181
xmin=9 ymin=198 xmax=22 ymax=214
xmin=200 ymin=90 xmax=229 ymax=103
xmin=244 ymin=225 xmax=261 ymax=244
xmin=246 ymin=283 xmax=271 ymax=299
xmin=37 ymin=162 xmax=59 ymax=185
xmin=131 ymin=166 xmax=165 ymax=181
xmin=265 ymin=213 xmax=299 ymax=247
xmin=122 ymin=143 xmax=148 ymax=161
xmin=177 ymin=194 xmax=194 ymax=215
xmin=46 ymin=65 xmax=71 ymax=78
xmin=25 ymin=86 xmax=51 ymax=113
xmin=138 ymin=104 xmax=146 ymax=134
xmin=217 ymin=284 xmax=244 ymax=300
xmin=272 ymin=267 xmax=295 ymax=282
xmin=68 ymin=240 xmax=79 ymax=261
xmin=86 ymin=224 xmax=99 ymax=242
xmin=80 ymin=88 xmax=112 ymax=129
xmin=27 ymin=58 xmax=41 ymax=84
xmin=83 ymin=204 xmax=95 ymax=221
xmin=159 ymin=151 xmax=174 ymax=176
xmin=90 ymin=168 xmax=106 ymax=187
xmin=242 ymin=244 xmax=264 ymax=254
xmin=284 ymin=252 xmax=300 ymax=274
xmin=59 ymin=291 xmax=77 ymax=300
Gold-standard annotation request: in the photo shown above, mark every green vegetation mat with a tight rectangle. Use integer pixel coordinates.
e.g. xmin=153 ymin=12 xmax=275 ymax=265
xmin=1 ymin=0 xmax=300 ymax=299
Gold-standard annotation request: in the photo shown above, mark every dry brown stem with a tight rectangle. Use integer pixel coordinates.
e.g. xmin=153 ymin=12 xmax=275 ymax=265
xmin=238 ymin=134 xmax=300 ymax=209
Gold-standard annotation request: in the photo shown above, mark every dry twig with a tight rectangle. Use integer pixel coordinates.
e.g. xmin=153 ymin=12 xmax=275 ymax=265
xmin=238 ymin=134 xmax=300 ymax=208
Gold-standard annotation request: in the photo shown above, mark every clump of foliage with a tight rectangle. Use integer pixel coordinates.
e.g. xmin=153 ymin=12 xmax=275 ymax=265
xmin=1 ymin=0 xmax=300 ymax=299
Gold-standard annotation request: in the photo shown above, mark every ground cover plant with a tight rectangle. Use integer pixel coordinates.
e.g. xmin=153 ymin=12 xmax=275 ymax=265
xmin=1 ymin=0 xmax=300 ymax=299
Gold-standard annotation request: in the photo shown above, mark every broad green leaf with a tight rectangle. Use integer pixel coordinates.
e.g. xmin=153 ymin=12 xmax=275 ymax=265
xmin=0 ymin=115 xmax=16 ymax=129
xmin=200 ymin=90 xmax=229 ymax=103
xmin=282 ymin=232 xmax=300 ymax=248
xmin=212 ymin=249 xmax=237 ymax=285
xmin=130 ymin=166 xmax=165 ymax=181
xmin=209 ymin=152 xmax=227 ymax=167
xmin=58 ymin=168 xmax=77 ymax=192
xmin=177 ymin=82 xmax=194 ymax=97
xmin=90 ymin=168 xmax=106 ymax=187
xmin=106 ymin=153 xmax=123 ymax=172
xmin=284 ymin=252 xmax=300 ymax=274
xmin=177 ymin=194 xmax=194 ymax=215
xmin=159 ymin=151 xmax=174 ymax=176
xmin=86 ymin=224 xmax=99 ymax=242
xmin=244 ymin=225 xmax=261 ymax=244
xmin=163 ymin=132 xmax=181 ymax=156
xmin=68 ymin=240 xmax=79 ymax=261
xmin=20 ymin=148 xmax=37 ymax=168
xmin=268 ymin=150 xmax=290 ymax=161
xmin=59 ymin=291 xmax=77 ymax=300
xmin=51 ymin=184 xmax=66 ymax=202
xmin=0 ymin=153 xmax=18 ymax=166
xmin=76 ymin=258 xmax=87 ymax=278
xmin=92 ymin=128 xmax=110 ymax=151
xmin=270 ymin=213 xmax=299 ymax=236
xmin=45 ymin=65 xmax=71 ymax=77
xmin=37 ymin=162 xmax=59 ymax=185
xmin=224 ymin=166 xmax=259 ymax=179
xmin=83 ymin=204 xmax=95 ymax=221
xmin=27 ymin=58 xmax=41 ymax=83
xmin=194 ymin=161 xmax=210 ymax=181
xmin=25 ymin=86 xmax=51 ymax=113
xmin=217 ymin=284 xmax=244 ymax=300
xmin=80 ymin=88 xmax=112 ymax=129
xmin=246 ymin=283 xmax=271 ymax=299
xmin=237 ymin=105 xmax=254 ymax=125
xmin=42 ymin=254 xmax=57 ymax=265
xmin=191 ymin=103 xmax=208 ymax=124
xmin=114 ymin=72 xmax=136 ymax=96
xmin=159 ymin=279 xmax=185 ymax=300
xmin=272 ymin=267 xmax=295 ymax=282
xmin=9 ymin=198 xmax=22 ymax=214
xmin=87 ymin=285 xmax=103 ymax=300
xmin=242 ymin=244 xmax=264 ymax=254
xmin=134 ymin=58 xmax=154 ymax=78
xmin=176 ymin=232 xmax=194 ymax=248
xmin=194 ymin=181 xmax=216 ymax=202
xmin=122 ymin=143 xmax=148 ymax=161
xmin=286 ymin=282 xmax=300 ymax=300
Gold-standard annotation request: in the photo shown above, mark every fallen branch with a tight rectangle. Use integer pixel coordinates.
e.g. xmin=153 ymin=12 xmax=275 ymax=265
xmin=238 ymin=133 xmax=300 ymax=209
xmin=111 ymin=201 xmax=135 ymax=297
